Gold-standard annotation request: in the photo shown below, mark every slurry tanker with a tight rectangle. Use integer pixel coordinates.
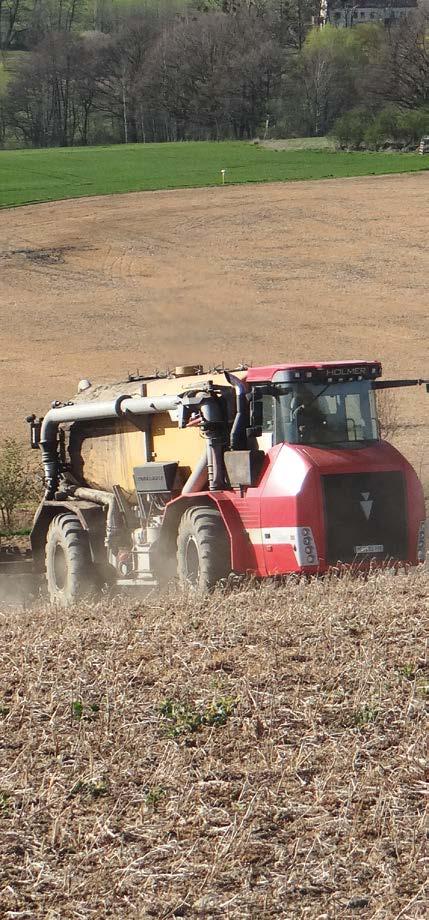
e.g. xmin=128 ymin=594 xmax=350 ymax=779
xmin=18 ymin=360 xmax=428 ymax=603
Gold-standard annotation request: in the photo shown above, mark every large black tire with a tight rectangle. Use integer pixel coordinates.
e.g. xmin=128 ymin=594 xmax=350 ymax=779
xmin=177 ymin=506 xmax=231 ymax=592
xmin=45 ymin=513 xmax=95 ymax=606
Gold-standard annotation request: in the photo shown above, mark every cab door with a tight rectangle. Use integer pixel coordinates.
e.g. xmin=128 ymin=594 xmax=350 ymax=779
xmin=224 ymin=388 xmax=275 ymax=576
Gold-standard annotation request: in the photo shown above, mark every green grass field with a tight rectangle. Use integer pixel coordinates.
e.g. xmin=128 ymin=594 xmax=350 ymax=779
xmin=1 ymin=141 xmax=428 ymax=209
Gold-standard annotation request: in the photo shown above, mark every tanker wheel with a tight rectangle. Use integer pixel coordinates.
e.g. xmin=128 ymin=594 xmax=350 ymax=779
xmin=45 ymin=513 xmax=96 ymax=606
xmin=177 ymin=506 xmax=231 ymax=593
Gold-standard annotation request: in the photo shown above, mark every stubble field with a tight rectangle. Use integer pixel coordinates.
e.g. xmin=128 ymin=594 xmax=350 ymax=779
xmin=1 ymin=574 xmax=428 ymax=919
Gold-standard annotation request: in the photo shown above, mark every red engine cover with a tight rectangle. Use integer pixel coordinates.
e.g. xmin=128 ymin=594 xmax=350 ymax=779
xmin=213 ymin=441 xmax=425 ymax=576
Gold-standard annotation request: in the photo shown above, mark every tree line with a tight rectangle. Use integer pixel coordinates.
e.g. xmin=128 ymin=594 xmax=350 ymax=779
xmin=0 ymin=0 xmax=428 ymax=149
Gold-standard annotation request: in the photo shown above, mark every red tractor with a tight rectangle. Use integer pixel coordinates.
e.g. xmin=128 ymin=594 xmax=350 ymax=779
xmin=25 ymin=360 xmax=427 ymax=603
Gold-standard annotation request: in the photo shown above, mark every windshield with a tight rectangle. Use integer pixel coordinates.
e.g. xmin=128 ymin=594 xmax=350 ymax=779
xmin=256 ymin=381 xmax=379 ymax=446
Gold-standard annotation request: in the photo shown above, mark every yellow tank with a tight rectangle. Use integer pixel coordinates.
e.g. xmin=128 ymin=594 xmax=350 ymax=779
xmin=68 ymin=366 xmax=244 ymax=495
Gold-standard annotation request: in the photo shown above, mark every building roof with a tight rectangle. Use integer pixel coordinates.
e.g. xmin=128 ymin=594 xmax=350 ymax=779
xmin=328 ymin=0 xmax=416 ymax=8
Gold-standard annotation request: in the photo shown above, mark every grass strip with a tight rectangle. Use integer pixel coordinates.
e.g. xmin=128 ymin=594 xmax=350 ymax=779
xmin=1 ymin=141 xmax=428 ymax=208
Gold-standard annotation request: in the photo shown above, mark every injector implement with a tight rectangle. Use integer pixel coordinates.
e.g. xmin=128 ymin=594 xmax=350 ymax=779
xmin=25 ymin=361 xmax=428 ymax=604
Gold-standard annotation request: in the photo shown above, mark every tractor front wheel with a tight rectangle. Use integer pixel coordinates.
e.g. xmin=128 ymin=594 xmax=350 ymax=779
xmin=177 ymin=506 xmax=230 ymax=592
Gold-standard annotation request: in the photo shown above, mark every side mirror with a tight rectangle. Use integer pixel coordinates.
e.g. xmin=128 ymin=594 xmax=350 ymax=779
xmin=27 ymin=414 xmax=42 ymax=449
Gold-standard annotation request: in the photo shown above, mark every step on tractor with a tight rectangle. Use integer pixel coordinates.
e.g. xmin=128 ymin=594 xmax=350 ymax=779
xmin=19 ymin=360 xmax=428 ymax=604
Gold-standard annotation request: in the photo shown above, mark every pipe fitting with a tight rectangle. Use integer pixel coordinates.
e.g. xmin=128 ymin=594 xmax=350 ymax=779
xmin=114 ymin=395 xmax=132 ymax=417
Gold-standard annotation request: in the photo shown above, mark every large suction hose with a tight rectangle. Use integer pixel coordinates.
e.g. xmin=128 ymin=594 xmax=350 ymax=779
xmin=40 ymin=394 xmax=181 ymax=498
xmin=40 ymin=375 xmax=248 ymax=499
xmin=73 ymin=487 xmax=120 ymax=548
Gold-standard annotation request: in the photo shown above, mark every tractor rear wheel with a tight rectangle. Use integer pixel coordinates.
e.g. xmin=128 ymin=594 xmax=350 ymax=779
xmin=45 ymin=513 xmax=96 ymax=606
xmin=177 ymin=506 xmax=230 ymax=592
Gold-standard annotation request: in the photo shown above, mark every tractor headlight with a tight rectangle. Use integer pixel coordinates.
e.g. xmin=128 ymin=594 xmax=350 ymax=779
xmin=295 ymin=527 xmax=319 ymax=567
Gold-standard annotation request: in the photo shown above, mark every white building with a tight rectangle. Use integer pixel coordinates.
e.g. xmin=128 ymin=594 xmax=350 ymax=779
xmin=320 ymin=0 xmax=417 ymax=27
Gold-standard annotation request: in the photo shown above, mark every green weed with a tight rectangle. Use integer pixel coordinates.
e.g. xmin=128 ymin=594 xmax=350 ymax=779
xmin=160 ymin=695 xmax=237 ymax=738
xmin=71 ymin=699 xmax=100 ymax=721
xmin=145 ymin=786 xmax=167 ymax=808
xmin=69 ymin=779 xmax=109 ymax=799
xmin=354 ymin=703 xmax=378 ymax=727
xmin=72 ymin=699 xmax=84 ymax=720
xmin=398 ymin=663 xmax=416 ymax=680
xmin=0 ymin=790 xmax=11 ymax=814
xmin=416 ymin=679 xmax=429 ymax=698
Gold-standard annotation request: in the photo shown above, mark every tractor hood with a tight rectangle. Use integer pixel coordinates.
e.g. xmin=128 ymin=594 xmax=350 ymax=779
xmin=295 ymin=438 xmax=411 ymax=475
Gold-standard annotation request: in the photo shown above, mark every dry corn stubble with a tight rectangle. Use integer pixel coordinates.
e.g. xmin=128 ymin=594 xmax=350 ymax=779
xmin=0 ymin=571 xmax=428 ymax=919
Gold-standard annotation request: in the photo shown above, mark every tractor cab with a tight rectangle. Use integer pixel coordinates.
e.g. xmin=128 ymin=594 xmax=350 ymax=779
xmin=238 ymin=362 xmax=426 ymax=573
xmin=248 ymin=361 xmax=382 ymax=450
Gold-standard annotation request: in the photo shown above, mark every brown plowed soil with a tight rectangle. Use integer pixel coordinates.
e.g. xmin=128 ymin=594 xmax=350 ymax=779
xmin=0 ymin=173 xmax=427 ymax=486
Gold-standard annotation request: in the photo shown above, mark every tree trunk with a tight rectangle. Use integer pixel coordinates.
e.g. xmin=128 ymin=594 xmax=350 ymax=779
xmin=122 ymin=69 xmax=128 ymax=143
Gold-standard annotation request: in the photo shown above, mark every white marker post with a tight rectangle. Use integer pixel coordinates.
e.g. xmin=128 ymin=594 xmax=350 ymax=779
xmin=221 ymin=169 xmax=226 ymax=185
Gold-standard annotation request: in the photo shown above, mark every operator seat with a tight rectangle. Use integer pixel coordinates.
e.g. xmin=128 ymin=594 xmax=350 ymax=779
xmin=294 ymin=393 xmax=331 ymax=444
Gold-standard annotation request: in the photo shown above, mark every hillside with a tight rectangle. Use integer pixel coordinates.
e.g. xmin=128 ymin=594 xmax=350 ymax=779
xmin=0 ymin=172 xmax=427 ymax=494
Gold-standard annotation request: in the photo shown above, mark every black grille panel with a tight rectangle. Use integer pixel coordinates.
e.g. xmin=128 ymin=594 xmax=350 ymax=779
xmin=323 ymin=472 xmax=407 ymax=564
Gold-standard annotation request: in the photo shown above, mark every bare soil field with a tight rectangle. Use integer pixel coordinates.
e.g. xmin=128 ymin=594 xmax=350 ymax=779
xmin=0 ymin=172 xmax=427 ymax=491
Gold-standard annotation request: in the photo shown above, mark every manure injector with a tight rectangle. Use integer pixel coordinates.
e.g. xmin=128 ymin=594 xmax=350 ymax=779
xmin=5 ymin=360 xmax=428 ymax=604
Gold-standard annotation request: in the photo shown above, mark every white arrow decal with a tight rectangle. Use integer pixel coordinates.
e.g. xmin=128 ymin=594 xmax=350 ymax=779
xmin=360 ymin=492 xmax=373 ymax=520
